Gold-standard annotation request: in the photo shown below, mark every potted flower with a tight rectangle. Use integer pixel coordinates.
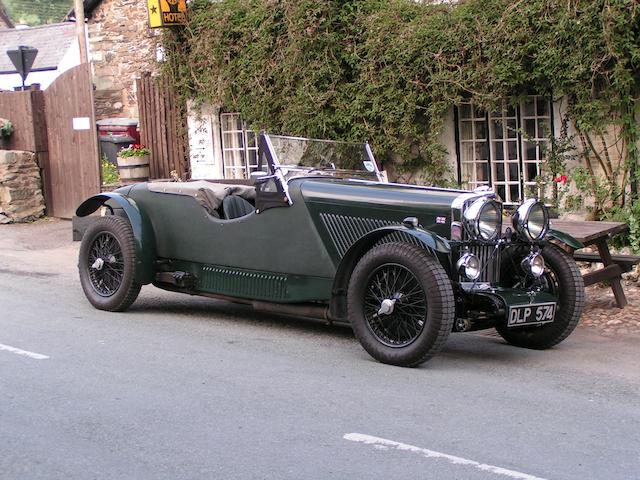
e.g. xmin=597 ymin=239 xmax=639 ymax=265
xmin=116 ymin=144 xmax=151 ymax=183
xmin=0 ymin=118 xmax=14 ymax=149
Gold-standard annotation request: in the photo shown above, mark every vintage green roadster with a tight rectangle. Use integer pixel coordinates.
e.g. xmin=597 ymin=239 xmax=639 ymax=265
xmin=76 ymin=134 xmax=585 ymax=367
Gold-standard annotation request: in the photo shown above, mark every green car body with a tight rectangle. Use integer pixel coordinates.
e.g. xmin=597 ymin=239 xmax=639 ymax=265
xmin=76 ymin=134 xmax=585 ymax=366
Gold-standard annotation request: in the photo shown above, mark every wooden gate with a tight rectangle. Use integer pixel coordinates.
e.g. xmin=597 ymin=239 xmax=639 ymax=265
xmin=137 ymin=72 xmax=190 ymax=180
xmin=0 ymin=65 xmax=100 ymax=218
xmin=43 ymin=64 xmax=100 ymax=218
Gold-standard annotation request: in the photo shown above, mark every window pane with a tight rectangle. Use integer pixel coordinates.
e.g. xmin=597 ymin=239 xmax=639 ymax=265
xmin=497 ymin=184 xmax=506 ymax=201
xmin=246 ymin=131 xmax=257 ymax=147
xmin=506 ymin=104 xmax=516 ymax=117
xmin=524 ymin=99 xmax=535 ymax=116
xmin=460 ymin=121 xmax=473 ymax=140
xmin=525 ymin=119 xmax=536 ymax=138
xmin=526 ymin=162 xmax=538 ymax=181
xmin=477 ymin=163 xmax=488 ymax=182
xmin=537 ymin=119 xmax=550 ymax=138
xmin=223 ymin=132 xmax=243 ymax=148
xmin=475 ymin=120 xmax=487 ymax=139
xmin=495 ymin=162 xmax=505 ymax=180
xmin=509 ymin=163 xmax=519 ymax=181
xmin=461 ymin=143 xmax=474 ymax=162
xmin=537 ymin=98 xmax=549 ymax=117
xmin=507 ymin=120 xmax=517 ymax=138
xmin=221 ymin=114 xmax=242 ymax=131
xmin=494 ymin=142 xmax=504 ymax=161
xmin=507 ymin=141 xmax=518 ymax=160
xmin=247 ymin=150 xmax=258 ymax=167
xmin=510 ymin=184 xmax=520 ymax=203
xmin=492 ymin=120 xmax=504 ymax=139
xmin=459 ymin=103 xmax=472 ymax=119
xmin=475 ymin=143 xmax=489 ymax=161
xmin=473 ymin=104 xmax=484 ymax=118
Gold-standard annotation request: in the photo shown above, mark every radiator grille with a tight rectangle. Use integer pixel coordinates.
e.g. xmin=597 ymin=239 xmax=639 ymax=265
xmin=200 ymin=266 xmax=288 ymax=300
xmin=458 ymin=245 xmax=501 ymax=283
xmin=319 ymin=213 xmax=421 ymax=258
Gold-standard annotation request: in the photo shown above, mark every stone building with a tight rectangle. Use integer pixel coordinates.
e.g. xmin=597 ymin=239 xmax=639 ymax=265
xmin=72 ymin=0 xmax=160 ymax=120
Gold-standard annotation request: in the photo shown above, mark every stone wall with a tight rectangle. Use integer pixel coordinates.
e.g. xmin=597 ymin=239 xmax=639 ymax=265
xmin=0 ymin=150 xmax=45 ymax=223
xmin=88 ymin=0 xmax=160 ymax=120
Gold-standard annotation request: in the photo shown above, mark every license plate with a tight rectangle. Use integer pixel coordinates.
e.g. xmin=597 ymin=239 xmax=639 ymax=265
xmin=507 ymin=302 xmax=556 ymax=327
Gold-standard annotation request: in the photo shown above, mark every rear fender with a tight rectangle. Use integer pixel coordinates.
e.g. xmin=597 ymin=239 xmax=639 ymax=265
xmin=76 ymin=193 xmax=156 ymax=284
xmin=329 ymin=226 xmax=451 ymax=321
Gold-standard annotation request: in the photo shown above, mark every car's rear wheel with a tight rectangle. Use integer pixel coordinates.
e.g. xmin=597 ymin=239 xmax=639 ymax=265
xmin=347 ymin=242 xmax=455 ymax=367
xmin=496 ymin=244 xmax=585 ymax=349
xmin=78 ymin=215 xmax=141 ymax=311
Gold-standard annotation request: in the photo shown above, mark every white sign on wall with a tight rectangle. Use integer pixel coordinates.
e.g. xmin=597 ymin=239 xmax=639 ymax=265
xmin=187 ymin=102 xmax=223 ymax=179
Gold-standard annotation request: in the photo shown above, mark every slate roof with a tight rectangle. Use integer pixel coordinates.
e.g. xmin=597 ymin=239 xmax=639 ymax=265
xmin=0 ymin=22 xmax=75 ymax=73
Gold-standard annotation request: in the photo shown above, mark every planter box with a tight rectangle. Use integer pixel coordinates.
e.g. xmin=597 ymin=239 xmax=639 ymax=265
xmin=116 ymin=154 xmax=150 ymax=183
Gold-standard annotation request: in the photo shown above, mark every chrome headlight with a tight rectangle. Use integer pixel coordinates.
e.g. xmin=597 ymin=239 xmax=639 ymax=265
xmin=457 ymin=253 xmax=481 ymax=280
xmin=463 ymin=198 xmax=502 ymax=241
xmin=513 ymin=199 xmax=549 ymax=241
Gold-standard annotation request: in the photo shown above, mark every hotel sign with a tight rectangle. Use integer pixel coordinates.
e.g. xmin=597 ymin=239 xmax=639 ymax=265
xmin=148 ymin=0 xmax=187 ymax=28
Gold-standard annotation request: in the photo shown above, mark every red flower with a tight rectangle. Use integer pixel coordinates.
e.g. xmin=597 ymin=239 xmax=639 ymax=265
xmin=554 ymin=175 xmax=567 ymax=184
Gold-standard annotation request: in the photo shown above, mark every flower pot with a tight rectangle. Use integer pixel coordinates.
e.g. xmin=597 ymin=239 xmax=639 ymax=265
xmin=116 ymin=154 xmax=150 ymax=183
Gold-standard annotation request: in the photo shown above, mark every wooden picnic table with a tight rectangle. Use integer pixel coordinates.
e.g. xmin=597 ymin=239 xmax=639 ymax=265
xmin=550 ymin=220 xmax=630 ymax=308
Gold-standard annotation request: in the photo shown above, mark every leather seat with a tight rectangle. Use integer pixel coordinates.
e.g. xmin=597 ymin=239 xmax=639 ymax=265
xmin=222 ymin=195 xmax=255 ymax=219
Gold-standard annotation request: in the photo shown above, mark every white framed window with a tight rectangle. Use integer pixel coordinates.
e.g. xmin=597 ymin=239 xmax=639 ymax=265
xmin=220 ymin=113 xmax=260 ymax=180
xmin=456 ymin=96 xmax=552 ymax=205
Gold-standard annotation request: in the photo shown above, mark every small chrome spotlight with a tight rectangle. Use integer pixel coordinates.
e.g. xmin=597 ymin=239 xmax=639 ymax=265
xmin=522 ymin=252 xmax=545 ymax=278
xmin=457 ymin=253 xmax=481 ymax=280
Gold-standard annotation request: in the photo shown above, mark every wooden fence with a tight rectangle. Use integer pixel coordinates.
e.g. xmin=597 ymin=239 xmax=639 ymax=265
xmin=0 ymin=89 xmax=48 ymax=154
xmin=0 ymin=64 xmax=100 ymax=218
xmin=137 ymin=73 xmax=190 ymax=180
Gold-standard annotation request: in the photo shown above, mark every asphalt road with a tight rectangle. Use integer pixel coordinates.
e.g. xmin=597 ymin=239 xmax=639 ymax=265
xmin=1 ymin=220 xmax=639 ymax=480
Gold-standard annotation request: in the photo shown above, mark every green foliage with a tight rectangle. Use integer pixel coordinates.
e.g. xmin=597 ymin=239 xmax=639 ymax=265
xmin=117 ymin=144 xmax=150 ymax=157
xmin=100 ymin=157 xmax=119 ymax=185
xmin=0 ymin=119 xmax=13 ymax=138
xmin=163 ymin=0 xmax=640 ymax=187
xmin=603 ymin=200 xmax=640 ymax=253
xmin=4 ymin=0 xmax=73 ymax=25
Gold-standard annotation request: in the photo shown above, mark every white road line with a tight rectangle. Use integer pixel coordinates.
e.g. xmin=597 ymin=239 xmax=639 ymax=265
xmin=344 ymin=433 xmax=548 ymax=480
xmin=0 ymin=343 xmax=50 ymax=360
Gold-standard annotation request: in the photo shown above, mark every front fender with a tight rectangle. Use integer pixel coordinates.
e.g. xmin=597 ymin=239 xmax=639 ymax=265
xmin=76 ymin=193 xmax=156 ymax=284
xmin=548 ymin=229 xmax=583 ymax=251
xmin=329 ymin=225 xmax=450 ymax=321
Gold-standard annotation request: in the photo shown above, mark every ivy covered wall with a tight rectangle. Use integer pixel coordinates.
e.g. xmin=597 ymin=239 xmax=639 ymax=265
xmin=163 ymin=0 xmax=640 ymax=214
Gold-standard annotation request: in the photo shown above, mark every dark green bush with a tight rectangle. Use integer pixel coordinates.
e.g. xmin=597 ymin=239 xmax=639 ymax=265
xmin=163 ymin=0 xmax=640 ymax=187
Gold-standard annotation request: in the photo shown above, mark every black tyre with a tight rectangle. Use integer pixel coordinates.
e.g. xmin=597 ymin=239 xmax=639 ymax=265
xmin=78 ymin=215 xmax=141 ymax=311
xmin=496 ymin=244 xmax=585 ymax=349
xmin=347 ymin=242 xmax=455 ymax=367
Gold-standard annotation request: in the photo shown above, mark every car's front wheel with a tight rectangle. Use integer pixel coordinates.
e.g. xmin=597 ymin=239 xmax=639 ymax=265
xmin=496 ymin=244 xmax=585 ymax=349
xmin=78 ymin=215 xmax=141 ymax=311
xmin=347 ymin=242 xmax=455 ymax=367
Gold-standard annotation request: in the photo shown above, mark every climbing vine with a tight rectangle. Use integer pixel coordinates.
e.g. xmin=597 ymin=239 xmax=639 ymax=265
xmin=163 ymin=0 xmax=640 ymax=201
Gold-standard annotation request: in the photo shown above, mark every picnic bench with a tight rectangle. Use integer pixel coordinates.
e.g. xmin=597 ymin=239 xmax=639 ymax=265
xmin=551 ymin=220 xmax=640 ymax=308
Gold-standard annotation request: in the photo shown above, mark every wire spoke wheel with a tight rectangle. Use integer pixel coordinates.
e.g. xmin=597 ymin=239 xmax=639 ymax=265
xmin=79 ymin=215 xmax=141 ymax=312
xmin=348 ymin=242 xmax=454 ymax=367
xmin=88 ymin=232 xmax=125 ymax=296
xmin=363 ymin=263 xmax=427 ymax=347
